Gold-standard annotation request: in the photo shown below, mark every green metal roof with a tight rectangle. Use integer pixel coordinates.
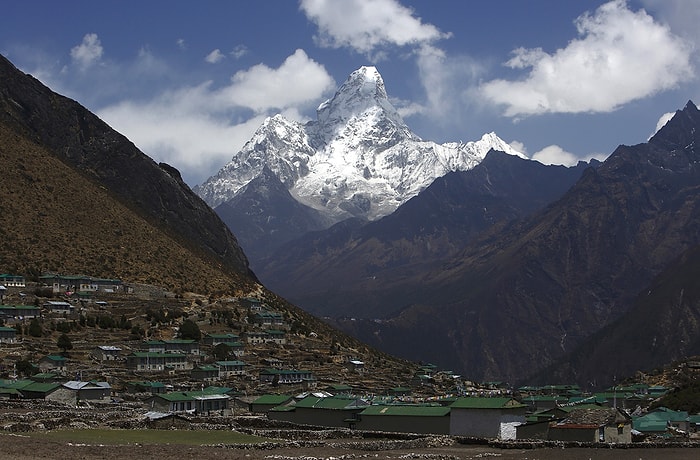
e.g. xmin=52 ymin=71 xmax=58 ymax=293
xmin=294 ymin=396 xmax=367 ymax=410
xmin=21 ymin=382 xmax=60 ymax=393
xmin=251 ymin=394 xmax=293 ymax=405
xmin=0 ymin=305 xmax=39 ymax=311
xmin=0 ymin=379 xmax=34 ymax=390
xmin=215 ymin=360 xmax=245 ymax=366
xmin=129 ymin=381 xmax=165 ymax=388
xmin=0 ymin=388 xmax=21 ymax=396
xmin=450 ymin=397 xmax=526 ymax=409
xmin=43 ymin=355 xmax=67 ymax=362
xmin=360 ymin=405 xmax=451 ymax=417
xmin=194 ymin=365 xmax=219 ymax=371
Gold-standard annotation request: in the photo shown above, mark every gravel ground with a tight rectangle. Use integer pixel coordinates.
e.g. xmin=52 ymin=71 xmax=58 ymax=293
xmin=3 ymin=433 xmax=700 ymax=460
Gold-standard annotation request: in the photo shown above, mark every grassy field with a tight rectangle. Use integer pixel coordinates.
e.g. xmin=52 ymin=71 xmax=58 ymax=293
xmin=24 ymin=429 xmax=273 ymax=446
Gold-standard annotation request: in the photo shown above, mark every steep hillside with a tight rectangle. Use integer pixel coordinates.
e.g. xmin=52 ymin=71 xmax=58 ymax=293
xmin=0 ymin=54 xmax=251 ymax=279
xmin=258 ymin=151 xmax=594 ymax=318
xmin=538 ymin=243 xmax=700 ymax=388
xmin=0 ymin=122 xmax=247 ymax=293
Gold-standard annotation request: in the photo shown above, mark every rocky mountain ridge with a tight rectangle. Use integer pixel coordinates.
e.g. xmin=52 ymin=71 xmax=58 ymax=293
xmin=194 ymin=66 xmax=523 ymax=225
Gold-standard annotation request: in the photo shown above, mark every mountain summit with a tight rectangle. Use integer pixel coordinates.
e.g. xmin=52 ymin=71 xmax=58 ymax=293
xmin=309 ymin=66 xmax=417 ymax=149
xmin=195 ymin=66 xmax=523 ymax=227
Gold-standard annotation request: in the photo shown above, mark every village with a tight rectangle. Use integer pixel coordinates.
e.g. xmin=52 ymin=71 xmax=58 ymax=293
xmin=1 ymin=272 xmax=700 ymax=448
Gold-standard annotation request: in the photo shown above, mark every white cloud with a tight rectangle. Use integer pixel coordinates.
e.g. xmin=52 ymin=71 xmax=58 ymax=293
xmin=205 ymin=49 xmax=225 ymax=64
xmin=176 ymin=38 xmax=186 ymax=50
xmin=531 ymin=144 xmax=608 ymax=166
xmin=651 ymin=111 xmax=675 ymax=138
xmin=531 ymin=145 xmax=580 ymax=166
xmin=70 ymin=33 xmax=103 ymax=70
xmin=300 ymin=0 xmax=449 ymax=57
xmin=508 ymin=140 xmax=528 ymax=156
xmin=230 ymin=45 xmax=248 ymax=59
xmin=411 ymin=44 xmax=487 ymax=130
xmin=97 ymin=49 xmax=335 ymax=185
xmin=100 ymin=97 xmax=267 ymax=185
xmin=220 ymin=49 xmax=335 ymax=113
xmin=481 ymin=0 xmax=694 ymax=117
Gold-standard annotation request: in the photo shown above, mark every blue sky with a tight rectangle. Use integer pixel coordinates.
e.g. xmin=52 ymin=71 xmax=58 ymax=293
xmin=2 ymin=0 xmax=699 ymax=186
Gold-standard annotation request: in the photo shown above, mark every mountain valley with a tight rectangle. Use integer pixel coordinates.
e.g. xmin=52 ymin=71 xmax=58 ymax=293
xmin=2 ymin=49 xmax=700 ymax=392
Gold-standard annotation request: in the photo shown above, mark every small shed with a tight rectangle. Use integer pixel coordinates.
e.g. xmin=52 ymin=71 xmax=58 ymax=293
xmin=549 ymin=407 xmax=632 ymax=443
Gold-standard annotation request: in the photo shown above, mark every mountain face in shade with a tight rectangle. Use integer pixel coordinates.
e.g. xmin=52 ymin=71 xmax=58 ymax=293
xmin=534 ymin=242 xmax=700 ymax=389
xmin=316 ymin=101 xmax=700 ymax=385
xmin=255 ymin=150 xmax=597 ymax=318
xmin=0 ymin=54 xmax=253 ymax=286
xmin=214 ymin=166 xmax=332 ymax=264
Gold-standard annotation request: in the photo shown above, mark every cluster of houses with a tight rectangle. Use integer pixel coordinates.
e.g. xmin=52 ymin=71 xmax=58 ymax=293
xmin=3 ymin=358 xmax=699 ymax=443
xmin=2 ymin=273 xmax=700 ymax=442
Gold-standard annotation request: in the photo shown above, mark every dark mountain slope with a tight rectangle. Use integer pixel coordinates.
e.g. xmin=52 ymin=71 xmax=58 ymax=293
xmin=535 ymin=240 xmax=700 ymax=390
xmin=258 ymin=151 xmax=593 ymax=318
xmin=0 ymin=54 xmax=251 ymax=279
xmin=333 ymin=101 xmax=700 ymax=384
xmin=215 ymin=166 xmax=331 ymax=269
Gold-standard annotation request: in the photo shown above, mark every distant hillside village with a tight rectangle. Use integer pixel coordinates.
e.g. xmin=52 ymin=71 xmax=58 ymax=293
xmin=1 ymin=272 xmax=700 ymax=443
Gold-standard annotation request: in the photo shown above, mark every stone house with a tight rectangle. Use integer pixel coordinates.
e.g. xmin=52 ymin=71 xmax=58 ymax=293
xmin=44 ymin=301 xmax=75 ymax=315
xmin=203 ymin=333 xmax=240 ymax=346
xmin=346 ymin=359 xmax=365 ymax=373
xmin=46 ymin=381 xmax=111 ymax=404
xmin=149 ymin=389 xmax=230 ymax=414
xmin=356 ymin=405 xmax=451 ymax=434
xmin=0 ymin=305 xmax=40 ymax=320
xmin=127 ymin=381 xmax=167 ymax=394
xmin=0 ymin=326 xmax=17 ymax=343
xmin=38 ymin=355 xmax=68 ymax=374
xmin=259 ymin=368 xmax=314 ymax=385
xmin=251 ymin=311 xmax=285 ymax=327
xmin=1 ymin=380 xmax=60 ymax=399
xmin=548 ymin=407 xmax=632 ymax=443
xmin=142 ymin=340 xmax=200 ymax=355
xmin=191 ymin=365 xmax=220 ymax=382
xmin=92 ymin=345 xmax=122 ymax=361
xmin=0 ymin=274 xmax=25 ymax=287
xmin=449 ymin=397 xmax=527 ymax=440
xmin=126 ymin=352 xmax=190 ymax=371
xmin=632 ymin=407 xmax=691 ymax=437
xmin=269 ymin=395 xmax=369 ymax=428
xmin=215 ymin=360 xmax=246 ymax=377
xmin=39 ymin=274 xmax=122 ymax=294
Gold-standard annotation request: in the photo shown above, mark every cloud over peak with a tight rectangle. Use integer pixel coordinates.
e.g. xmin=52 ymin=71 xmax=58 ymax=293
xmin=300 ymin=0 xmax=450 ymax=57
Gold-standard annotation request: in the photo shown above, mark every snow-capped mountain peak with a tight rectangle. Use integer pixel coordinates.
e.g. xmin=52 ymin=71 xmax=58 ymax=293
xmin=195 ymin=66 xmax=524 ymax=222
xmin=310 ymin=66 xmax=419 ymax=149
